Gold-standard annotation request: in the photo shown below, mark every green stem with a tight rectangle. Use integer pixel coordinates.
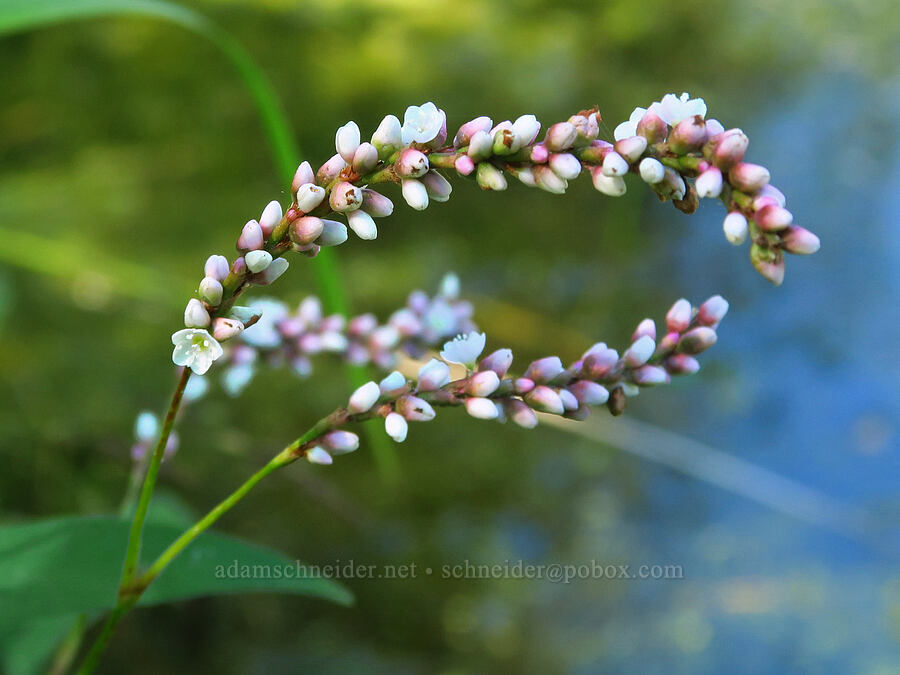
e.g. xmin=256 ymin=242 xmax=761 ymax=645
xmin=134 ymin=448 xmax=294 ymax=587
xmin=120 ymin=367 xmax=191 ymax=585
xmin=76 ymin=605 xmax=131 ymax=675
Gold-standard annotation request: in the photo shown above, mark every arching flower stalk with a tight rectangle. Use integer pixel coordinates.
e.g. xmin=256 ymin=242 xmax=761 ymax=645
xmin=172 ymin=94 xmax=819 ymax=378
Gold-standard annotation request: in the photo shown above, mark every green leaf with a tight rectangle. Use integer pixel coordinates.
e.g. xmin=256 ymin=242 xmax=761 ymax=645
xmin=0 ymin=515 xmax=353 ymax=633
xmin=0 ymin=613 xmax=81 ymax=675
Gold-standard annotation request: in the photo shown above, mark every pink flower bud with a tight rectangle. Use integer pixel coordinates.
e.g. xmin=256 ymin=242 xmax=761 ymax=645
xmin=514 ymin=378 xmax=535 ymax=395
xmin=754 ymin=203 xmax=793 ymax=231
xmin=677 ymin=327 xmax=718 ymax=354
xmin=697 ymin=295 xmax=729 ymax=326
xmin=475 ymin=163 xmax=507 ymax=191
xmin=317 ymin=220 xmax=348 ymax=247
xmin=329 ymin=181 xmax=363 ymax=212
xmin=335 ymin=121 xmax=361 ymax=163
xmin=750 ymin=245 xmax=785 ymax=285
xmin=317 ymin=153 xmax=347 ymax=185
xmin=352 ymin=142 xmax=379 ymax=174
xmin=581 ymin=343 xmax=619 ymax=379
xmin=614 ymin=136 xmax=648 ymax=163
xmin=723 ymin=212 xmax=749 ymax=245
xmin=668 ymin=115 xmax=707 ymax=153
xmin=479 ymin=348 xmax=513 ymax=377
xmin=782 ymin=225 xmax=820 ymax=255
xmin=290 ymin=216 xmax=325 ymax=245
xmin=666 ymin=298 xmax=692 ymax=333
xmin=632 ymin=365 xmax=669 ymax=386
xmin=422 ymin=170 xmax=452 ymax=202
xmin=530 ymin=143 xmax=550 ymax=163
xmin=396 ymin=148 xmax=429 ymax=178
xmin=514 ymin=167 xmax=536 ymax=186
xmin=212 ymin=317 xmax=243 ymax=341
xmin=512 ymin=114 xmax=541 ymax=148
xmin=204 ymin=254 xmax=230 ymax=282
xmin=296 ymin=183 xmax=326 ymax=212
xmin=713 ymin=129 xmax=749 ymax=169
xmin=505 ymin=399 xmax=538 ymax=429
xmin=568 ymin=112 xmax=600 ymax=144
xmin=534 ymin=165 xmax=567 ymax=194
xmin=544 ymin=122 xmax=577 ymax=152
xmin=360 ymin=189 xmax=393 ymax=217
xmin=466 ymin=397 xmax=499 ymax=420
xmin=549 ymin=153 xmax=581 ymax=180
xmin=396 ymin=395 xmax=436 ymax=421
xmin=695 ymin=167 xmax=723 ymax=198
xmin=455 ymin=155 xmax=475 ymax=175
xmin=454 ymin=116 xmax=493 ymax=147
xmin=401 ymin=178 xmax=429 ymax=209
xmin=568 ymin=380 xmax=609 ymax=405
xmin=729 ymin=162 xmax=770 ymax=192
xmin=525 ymin=356 xmax=565 ymax=383
xmin=705 ymin=119 xmax=725 ymax=136
xmin=758 ymin=184 xmax=786 ymax=206
xmin=525 ymin=385 xmax=565 ymax=415
xmin=665 ymin=354 xmax=700 ymax=375
xmin=632 ymin=318 xmax=656 ymax=342
xmin=467 ymin=370 xmax=500 ymax=397
xmin=624 ymin=335 xmax=655 ymax=367
xmin=322 ymin=430 xmax=359 ymax=455
xmin=636 ymin=111 xmax=667 ymax=144
xmin=348 ymin=381 xmax=380 ymax=414
xmin=591 ymin=168 xmax=627 ymax=196
xmin=237 ymin=220 xmax=264 ymax=251
xmin=259 ymin=200 xmax=283 ymax=238
xmin=232 ymin=256 xmax=247 ymax=276
xmin=347 ymin=209 xmax=377 ymax=240
xmin=291 ymin=161 xmax=315 ymax=194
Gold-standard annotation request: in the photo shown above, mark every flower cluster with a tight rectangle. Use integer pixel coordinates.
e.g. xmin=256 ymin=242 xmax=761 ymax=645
xmin=293 ymin=295 xmax=729 ymax=465
xmin=171 ymin=95 xmax=816 ymax=377
xmin=186 ymin=274 xmax=476 ymax=398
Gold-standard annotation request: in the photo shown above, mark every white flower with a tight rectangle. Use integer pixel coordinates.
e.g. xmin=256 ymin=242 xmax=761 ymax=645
xmin=440 ymin=331 xmax=486 ymax=366
xmin=613 ymin=106 xmax=647 ymax=141
xmin=401 ymin=102 xmax=446 ymax=145
xmin=171 ymin=329 xmax=223 ymax=375
xmin=240 ymin=298 xmax=288 ymax=348
xmin=613 ymin=93 xmax=707 ymax=141
xmin=650 ymin=92 xmax=707 ymax=126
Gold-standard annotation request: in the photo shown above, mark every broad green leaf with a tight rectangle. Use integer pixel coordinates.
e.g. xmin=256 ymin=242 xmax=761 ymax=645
xmin=0 ymin=515 xmax=352 ymax=633
xmin=0 ymin=612 xmax=80 ymax=675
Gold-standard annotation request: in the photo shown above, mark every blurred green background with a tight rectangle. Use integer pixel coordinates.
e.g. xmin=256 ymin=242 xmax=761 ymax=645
xmin=1 ymin=0 xmax=899 ymax=672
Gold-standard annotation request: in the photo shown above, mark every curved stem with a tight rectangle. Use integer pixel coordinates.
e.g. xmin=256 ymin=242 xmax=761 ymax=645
xmin=120 ymin=367 xmax=191 ymax=584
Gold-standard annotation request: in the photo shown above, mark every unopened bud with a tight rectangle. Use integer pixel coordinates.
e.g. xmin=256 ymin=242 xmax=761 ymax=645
xmin=245 ymin=249 xmax=272 ymax=273
xmin=505 ymin=399 xmax=538 ymax=428
xmin=417 ymin=358 xmax=451 ymax=391
xmin=549 ymin=153 xmax=581 ymax=180
xmin=259 ymin=201 xmax=283 ymax=238
xmin=602 ymin=151 xmax=629 ymax=177
xmin=754 ymin=203 xmax=792 ymax=231
xmin=697 ymin=295 xmax=729 ymax=326
xmin=668 ymin=115 xmax=707 ymax=153
xmin=347 ymin=209 xmax=378 ymax=240
xmin=212 ymin=317 xmax=244 ymax=341
xmin=296 ymin=183 xmax=326 ymax=212
xmin=479 ymin=348 xmax=513 ymax=377
xmin=624 ymin=335 xmax=655 ymax=367
xmin=322 ymin=430 xmax=359 ymax=455
xmin=544 ymin=122 xmax=577 ymax=152
xmin=713 ymin=129 xmax=749 ymax=168
xmin=348 ymin=381 xmax=380 ymax=414
xmin=371 ymin=114 xmax=402 ymax=159
xmin=317 ymin=153 xmax=347 ymax=185
xmin=204 ymin=254 xmax=229 ymax=282
xmin=632 ymin=318 xmax=656 ymax=342
xmin=636 ymin=111 xmax=667 ymax=144
xmin=237 ymin=220 xmax=264 ymax=251
xmin=782 ymin=225 xmax=820 ymax=255
xmin=455 ymin=155 xmax=476 ymax=175
xmin=396 ymin=148 xmax=429 ymax=178
xmin=614 ymin=135 xmax=648 ymax=163
xmin=666 ymin=298 xmax=692 ymax=332
xmin=568 ymin=380 xmax=609 ymax=405
xmin=199 ymin=276 xmax=223 ymax=305
xmin=330 ymin=181 xmax=363 ymax=212
xmin=750 ymin=244 xmax=785 ymax=285
xmin=454 ymin=116 xmax=493 ymax=147
xmin=638 ymin=157 xmax=665 ymax=184
xmin=290 ymin=216 xmax=325 ymax=245
xmin=291 ymin=161 xmax=315 ymax=194
xmin=632 ymin=365 xmax=669 ymax=386
xmin=422 ymin=170 xmax=452 ymax=202
xmin=396 ymin=395 xmax=436 ymax=421
xmin=677 ymin=327 xmax=717 ymax=354
xmin=316 ymin=220 xmax=348 ymax=247
xmin=525 ymin=385 xmax=565 ymax=415
xmin=184 ymin=298 xmax=210 ymax=328
xmin=665 ymin=354 xmax=700 ymax=375
xmin=306 ymin=446 xmax=333 ymax=465
xmin=534 ymin=165 xmax=567 ymax=194
xmin=591 ymin=168 xmax=627 ymax=196
xmin=467 ymin=130 xmax=493 ymax=161
xmin=729 ymin=162 xmax=770 ymax=192
xmin=695 ymin=167 xmax=723 ymax=198
xmin=351 ymin=142 xmax=379 ymax=174
xmin=335 ymin=121 xmax=361 ymax=163
xmin=466 ymin=397 xmax=499 ymax=420
xmin=467 ymin=370 xmax=500 ymax=397
xmin=401 ymin=178 xmax=430 ymax=209
xmin=476 ymin=162 xmax=508 ymax=191
xmin=525 ymin=356 xmax=565 ymax=383
xmin=723 ymin=212 xmax=749 ymax=245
